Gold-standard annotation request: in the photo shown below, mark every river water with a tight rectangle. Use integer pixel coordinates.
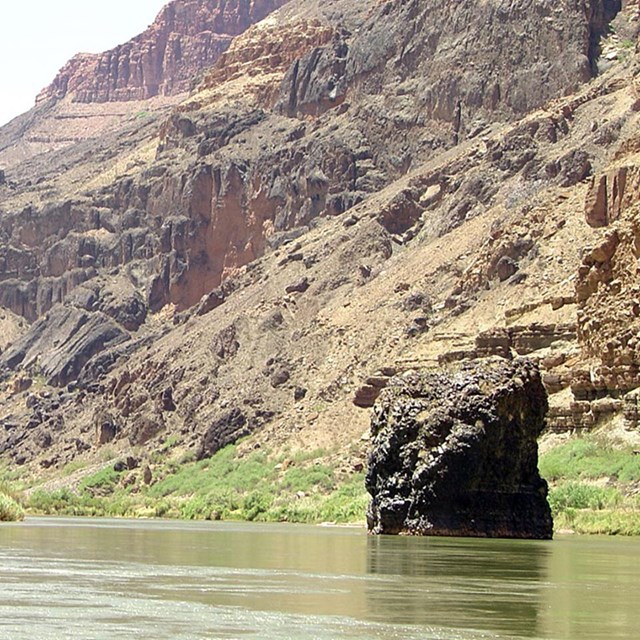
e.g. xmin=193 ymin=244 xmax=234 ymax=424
xmin=0 ymin=518 xmax=638 ymax=639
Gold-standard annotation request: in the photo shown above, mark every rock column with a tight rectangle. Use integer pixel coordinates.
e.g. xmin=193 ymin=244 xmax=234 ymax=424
xmin=366 ymin=357 xmax=553 ymax=539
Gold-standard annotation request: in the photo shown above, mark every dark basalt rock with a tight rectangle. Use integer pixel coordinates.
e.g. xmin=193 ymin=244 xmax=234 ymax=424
xmin=197 ymin=408 xmax=249 ymax=460
xmin=0 ymin=305 xmax=129 ymax=387
xmin=366 ymin=357 xmax=553 ymax=539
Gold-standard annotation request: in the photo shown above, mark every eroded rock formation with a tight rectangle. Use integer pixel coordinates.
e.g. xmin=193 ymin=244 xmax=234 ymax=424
xmin=576 ymin=205 xmax=640 ymax=396
xmin=366 ymin=358 xmax=553 ymax=539
xmin=36 ymin=0 xmax=290 ymax=104
xmin=0 ymin=275 xmax=145 ymax=387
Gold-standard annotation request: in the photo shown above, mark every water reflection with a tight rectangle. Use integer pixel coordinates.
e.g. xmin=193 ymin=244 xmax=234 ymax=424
xmin=366 ymin=535 xmax=547 ymax=637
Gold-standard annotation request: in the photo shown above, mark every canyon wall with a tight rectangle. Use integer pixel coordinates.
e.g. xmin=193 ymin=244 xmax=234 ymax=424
xmin=2 ymin=0 xmax=637 ymax=475
xmin=36 ymin=0 xmax=290 ymax=104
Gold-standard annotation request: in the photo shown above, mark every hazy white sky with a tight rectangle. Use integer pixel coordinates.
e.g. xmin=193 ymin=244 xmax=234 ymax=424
xmin=0 ymin=1 xmax=169 ymax=126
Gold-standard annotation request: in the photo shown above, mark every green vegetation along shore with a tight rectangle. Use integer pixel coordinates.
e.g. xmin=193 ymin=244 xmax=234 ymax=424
xmin=2 ymin=433 xmax=639 ymax=535
xmin=540 ymin=434 xmax=640 ymax=535
xmin=8 ymin=444 xmax=369 ymax=525
xmin=0 ymin=482 xmax=24 ymax=522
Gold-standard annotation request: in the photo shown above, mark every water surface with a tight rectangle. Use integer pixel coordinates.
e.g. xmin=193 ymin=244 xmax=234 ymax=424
xmin=0 ymin=518 xmax=638 ymax=639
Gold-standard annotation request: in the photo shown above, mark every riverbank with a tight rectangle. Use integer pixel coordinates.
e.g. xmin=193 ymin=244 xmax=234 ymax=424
xmin=539 ymin=432 xmax=640 ymax=536
xmin=3 ymin=433 xmax=639 ymax=534
xmin=7 ymin=444 xmax=369 ymax=524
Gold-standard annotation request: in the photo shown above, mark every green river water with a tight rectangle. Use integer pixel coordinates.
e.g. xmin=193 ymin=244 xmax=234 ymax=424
xmin=0 ymin=517 xmax=638 ymax=639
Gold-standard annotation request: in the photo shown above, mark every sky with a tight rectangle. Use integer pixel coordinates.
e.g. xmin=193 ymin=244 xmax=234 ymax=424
xmin=0 ymin=1 xmax=169 ymax=127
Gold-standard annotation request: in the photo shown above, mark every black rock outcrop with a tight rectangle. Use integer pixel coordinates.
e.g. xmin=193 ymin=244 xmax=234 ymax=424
xmin=0 ymin=276 xmax=145 ymax=388
xmin=0 ymin=306 xmax=129 ymax=388
xmin=366 ymin=358 xmax=553 ymax=539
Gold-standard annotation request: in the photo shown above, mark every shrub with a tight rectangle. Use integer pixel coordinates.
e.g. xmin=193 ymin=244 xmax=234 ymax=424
xmin=548 ymin=482 xmax=622 ymax=512
xmin=282 ymin=465 xmax=336 ymax=493
xmin=28 ymin=489 xmax=80 ymax=515
xmin=316 ymin=473 xmax=369 ymax=522
xmin=79 ymin=466 xmax=121 ymax=493
xmin=0 ymin=492 xmax=25 ymax=521
xmin=554 ymin=509 xmax=640 ymax=536
xmin=243 ymin=491 xmax=274 ymax=521
xmin=540 ymin=437 xmax=640 ymax=483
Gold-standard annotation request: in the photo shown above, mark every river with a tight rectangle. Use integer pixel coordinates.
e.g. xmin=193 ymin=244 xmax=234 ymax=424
xmin=0 ymin=518 xmax=638 ymax=639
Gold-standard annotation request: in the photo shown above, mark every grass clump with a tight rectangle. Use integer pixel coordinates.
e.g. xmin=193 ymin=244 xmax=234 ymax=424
xmin=282 ymin=465 xmax=336 ymax=493
xmin=26 ymin=462 xmax=137 ymax=517
xmin=62 ymin=460 xmax=87 ymax=476
xmin=540 ymin=437 xmax=640 ymax=484
xmin=79 ymin=467 xmax=122 ymax=494
xmin=267 ymin=473 xmax=369 ymax=524
xmin=27 ymin=487 xmax=139 ymax=518
xmin=0 ymin=478 xmax=25 ymax=522
xmin=548 ymin=482 xmax=622 ymax=511
xmin=540 ymin=434 xmax=640 ymax=535
xmin=553 ymin=508 xmax=640 ymax=536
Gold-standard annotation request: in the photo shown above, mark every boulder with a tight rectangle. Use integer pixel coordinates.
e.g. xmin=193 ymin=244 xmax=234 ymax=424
xmin=285 ymin=277 xmax=310 ymax=294
xmin=129 ymin=413 xmax=166 ymax=446
xmin=97 ymin=279 xmax=147 ymax=331
xmin=366 ymin=357 xmax=553 ymax=539
xmin=197 ymin=408 xmax=249 ymax=460
xmin=94 ymin=409 xmax=118 ymax=445
xmin=495 ymin=256 xmax=519 ymax=282
xmin=270 ymin=367 xmax=291 ymax=388
xmin=211 ymin=324 xmax=239 ymax=360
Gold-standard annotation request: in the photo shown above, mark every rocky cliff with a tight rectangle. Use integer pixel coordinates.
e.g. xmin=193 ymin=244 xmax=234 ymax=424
xmin=1 ymin=0 xmax=639 ymax=504
xmin=1 ymin=0 xmax=620 ymax=322
xmin=36 ymin=0 xmax=290 ymax=104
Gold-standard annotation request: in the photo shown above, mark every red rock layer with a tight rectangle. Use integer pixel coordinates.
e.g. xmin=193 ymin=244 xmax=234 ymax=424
xmin=36 ymin=0 xmax=290 ymax=104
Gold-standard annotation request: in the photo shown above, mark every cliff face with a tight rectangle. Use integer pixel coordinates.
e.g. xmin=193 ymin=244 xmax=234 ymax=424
xmin=0 ymin=0 xmax=619 ymax=323
xmin=137 ymin=0 xmax=623 ymax=310
xmin=576 ymin=171 xmax=640 ymax=401
xmin=36 ymin=0 xmax=290 ymax=104
xmin=2 ymin=0 xmax=640 ymax=483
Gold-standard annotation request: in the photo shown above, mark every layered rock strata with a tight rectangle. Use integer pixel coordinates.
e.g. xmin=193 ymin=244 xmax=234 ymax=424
xmin=0 ymin=0 xmax=632 ymax=474
xmin=366 ymin=358 xmax=553 ymax=539
xmin=36 ymin=0 xmax=290 ymax=104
